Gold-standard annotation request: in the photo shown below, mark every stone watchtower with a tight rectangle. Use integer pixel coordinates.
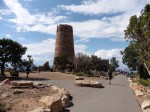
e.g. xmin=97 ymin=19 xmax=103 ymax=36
xmin=54 ymin=24 xmax=75 ymax=67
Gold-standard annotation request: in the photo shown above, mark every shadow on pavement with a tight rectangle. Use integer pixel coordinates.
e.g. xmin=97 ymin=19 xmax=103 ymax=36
xmin=63 ymin=109 xmax=71 ymax=112
xmin=0 ymin=77 xmax=50 ymax=81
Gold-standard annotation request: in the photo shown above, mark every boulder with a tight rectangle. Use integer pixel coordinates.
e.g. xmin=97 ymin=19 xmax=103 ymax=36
xmin=27 ymin=107 xmax=51 ymax=112
xmin=75 ymin=77 xmax=84 ymax=80
xmin=74 ymin=80 xmax=82 ymax=86
xmin=146 ymin=89 xmax=150 ymax=95
xmin=61 ymin=95 xmax=71 ymax=108
xmin=90 ymin=81 xmax=103 ymax=88
xmin=135 ymin=90 xmax=145 ymax=97
xmin=11 ymin=81 xmax=33 ymax=86
xmin=103 ymin=77 xmax=109 ymax=80
xmin=141 ymin=100 xmax=150 ymax=110
xmin=51 ymin=85 xmax=59 ymax=91
xmin=130 ymin=83 xmax=146 ymax=92
xmin=0 ymin=78 xmax=11 ymax=86
xmin=51 ymin=86 xmax=70 ymax=97
xmin=128 ymin=78 xmax=133 ymax=83
xmin=75 ymin=80 xmax=103 ymax=88
xmin=143 ymin=108 xmax=150 ymax=112
xmin=33 ymin=82 xmax=49 ymax=86
xmin=130 ymin=82 xmax=138 ymax=90
xmin=39 ymin=93 xmax=63 ymax=112
xmin=58 ymin=88 xmax=70 ymax=98
xmin=100 ymin=76 xmax=104 ymax=79
xmin=13 ymin=89 xmax=24 ymax=94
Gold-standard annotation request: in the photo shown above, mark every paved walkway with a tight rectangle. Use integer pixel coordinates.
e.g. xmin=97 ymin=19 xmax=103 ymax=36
xmin=45 ymin=75 xmax=142 ymax=112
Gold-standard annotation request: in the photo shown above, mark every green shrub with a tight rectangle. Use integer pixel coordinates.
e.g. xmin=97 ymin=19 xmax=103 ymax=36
xmin=76 ymin=72 xmax=88 ymax=76
xmin=139 ymin=79 xmax=150 ymax=86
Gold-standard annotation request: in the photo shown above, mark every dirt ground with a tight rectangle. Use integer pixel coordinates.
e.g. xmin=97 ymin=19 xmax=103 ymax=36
xmin=0 ymin=72 xmax=103 ymax=112
xmin=0 ymin=84 xmax=58 ymax=112
xmin=4 ymin=71 xmax=103 ymax=81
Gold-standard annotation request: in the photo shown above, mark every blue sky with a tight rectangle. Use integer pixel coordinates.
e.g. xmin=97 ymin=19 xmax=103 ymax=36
xmin=0 ymin=0 xmax=149 ymax=69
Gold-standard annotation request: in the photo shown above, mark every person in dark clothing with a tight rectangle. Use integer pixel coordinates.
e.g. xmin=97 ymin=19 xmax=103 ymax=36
xmin=108 ymin=69 xmax=113 ymax=85
xmin=26 ymin=66 xmax=30 ymax=78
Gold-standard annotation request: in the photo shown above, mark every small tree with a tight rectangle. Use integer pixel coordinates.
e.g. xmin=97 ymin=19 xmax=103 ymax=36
xmin=43 ymin=61 xmax=50 ymax=71
xmin=121 ymin=42 xmax=149 ymax=79
xmin=75 ymin=53 xmax=91 ymax=72
xmin=121 ymin=42 xmax=139 ymax=71
xmin=54 ymin=55 xmax=69 ymax=71
xmin=109 ymin=57 xmax=119 ymax=72
xmin=21 ymin=55 xmax=34 ymax=78
xmin=0 ymin=38 xmax=27 ymax=76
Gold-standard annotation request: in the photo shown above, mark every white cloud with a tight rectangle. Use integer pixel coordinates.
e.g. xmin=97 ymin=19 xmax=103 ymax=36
xmin=58 ymin=0 xmax=149 ymax=41
xmin=68 ymin=18 xmax=124 ymax=41
xmin=95 ymin=48 xmax=127 ymax=69
xmin=19 ymin=37 xmax=26 ymax=41
xmin=3 ymin=0 xmax=149 ymax=42
xmin=5 ymin=34 xmax=12 ymax=38
xmin=0 ymin=9 xmax=11 ymax=15
xmin=60 ymin=0 xmax=149 ymax=15
xmin=95 ymin=48 xmax=122 ymax=59
xmin=23 ymin=38 xmax=55 ymax=65
xmin=3 ymin=0 xmax=66 ymax=34
xmin=75 ymin=44 xmax=88 ymax=54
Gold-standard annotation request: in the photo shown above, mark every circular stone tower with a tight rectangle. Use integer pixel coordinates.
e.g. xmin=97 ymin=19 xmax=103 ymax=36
xmin=54 ymin=24 xmax=75 ymax=64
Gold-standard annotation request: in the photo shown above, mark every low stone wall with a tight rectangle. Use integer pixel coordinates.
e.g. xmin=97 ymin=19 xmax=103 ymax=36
xmin=128 ymin=78 xmax=150 ymax=112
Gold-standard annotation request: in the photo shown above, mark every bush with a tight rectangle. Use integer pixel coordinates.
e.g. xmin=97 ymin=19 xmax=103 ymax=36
xmin=76 ymin=72 xmax=88 ymax=76
xmin=139 ymin=79 xmax=150 ymax=86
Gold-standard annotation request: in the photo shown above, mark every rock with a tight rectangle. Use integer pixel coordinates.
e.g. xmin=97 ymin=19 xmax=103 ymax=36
xmin=103 ymin=77 xmax=109 ymax=80
xmin=75 ymin=80 xmax=103 ymax=88
xmin=100 ymin=76 xmax=104 ymax=79
xmin=51 ymin=85 xmax=59 ymax=91
xmin=74 ymin=80 xmax=82 ymax=86
xmin=33 ymin=82 xmax=48 ymax=86
xmin=135 ymin=90 xmax=145 ymax=97
xmin=13 ymin=89 xmax=24 ymax=94
xmin=75 ymin=77 xmax=84 ymax=80
xmin=0 ymin=78 xmax=11 ymax=86
xmin=130 ymin=83 xmax=146 ymax=92
xmin=146 ymin=89 xmax=150 ymax=95
xmin=39 ymin=93 xmax=63 ymax=112
xmin=128 ymin=78 xmax=133 ymax=83
xmin=58 ymin=88 xmax=70 ymax=97
xmin=130 ymin=82 xmax=138 ymax=90
xmin=143 ymin=108 xmax=150 ymax=112
xmin=90 ymin=81 xmax=103 ymax=88
xmin=27 ymin=107 xmax=51 ymax=112
xmin=11 ymin=81 xmax=33 ymax=86
xmin=61 ymin=95 xmax=71 ymax=108
xmin=1 ymin=92 xmax=10 ymax=99
xmin=141 ymin=100 xmax=150 ymax=110
xmin=50 ymin=85 xmax=71 ymax=108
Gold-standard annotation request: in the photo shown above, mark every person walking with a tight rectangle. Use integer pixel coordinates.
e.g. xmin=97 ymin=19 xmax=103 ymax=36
xmin=108 ymin=69 xmax=113 ymax=85
xmin=26 ymin=66 xmax=30 ymax=78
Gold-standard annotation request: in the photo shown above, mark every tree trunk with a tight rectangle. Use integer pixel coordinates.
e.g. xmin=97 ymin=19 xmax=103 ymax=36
xmin=1 ymin=63 xmax=5 ymax=77
xmin=144 ymin=62 xmax=150 ymax=76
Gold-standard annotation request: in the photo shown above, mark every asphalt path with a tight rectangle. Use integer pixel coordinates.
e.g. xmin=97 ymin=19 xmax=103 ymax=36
xmin=44 ymin=75 xmax=142 ymax=112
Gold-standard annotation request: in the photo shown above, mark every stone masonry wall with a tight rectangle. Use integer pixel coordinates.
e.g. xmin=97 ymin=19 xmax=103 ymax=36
xmin=54 ymin=24 xmax=75 ymax=63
